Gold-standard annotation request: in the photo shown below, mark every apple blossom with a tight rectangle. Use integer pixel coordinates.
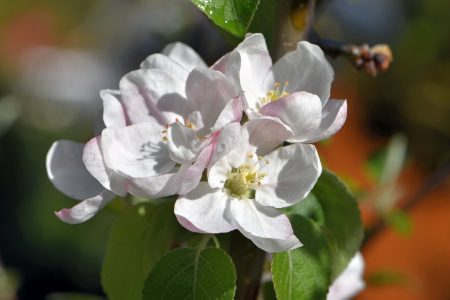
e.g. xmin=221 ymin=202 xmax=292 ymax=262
xmin=218 ymin=33 xmax=347 ymax=143
xmin=174 ymin=125 xmax=322 ymax=252
xmin=47 ymin=44 xmax=244 ymax=223
xmin=113 ymin=66 xmax=244 ymax=195
xmin=327 ymin=252 xmax=365 ymax=300
xmin=140 ymin=41 xmax=207 ymax=82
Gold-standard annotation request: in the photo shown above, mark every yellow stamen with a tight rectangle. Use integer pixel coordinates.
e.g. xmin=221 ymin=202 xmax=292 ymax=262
xmin=260 ymin=81 xmax=290 ymax=105
xmin=224 ymin=164 xmax=266 ymax=199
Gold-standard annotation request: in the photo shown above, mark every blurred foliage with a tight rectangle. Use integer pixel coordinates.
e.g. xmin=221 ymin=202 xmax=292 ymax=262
xmin=0 ymin=0 xmax=449 ymax=299
xmin=358 ymin=0 xmax=450 ymax=170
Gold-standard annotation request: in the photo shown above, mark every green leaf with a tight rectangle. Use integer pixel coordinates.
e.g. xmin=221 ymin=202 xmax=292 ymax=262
xmin=272 ymin=215 xmax=332 ymax=300
xmin=282 ymin=193 xmax=324 ymax=224
xmin=142 ymin=247 xmax=236 ymax=300
xmin=387 ymin=210 xmax=413 ymax=236
xmin=247 ymin=0 xmax=277 ymax=50
xmin=191 ymin=0 xmax=260 ymax=37
xmin=312 ymin=169 xmax=364 ymax=279
xmin=101 ymin=202 xmax=178 ymax=300
xmin=367 ymin=269 xmax=409 ymax=286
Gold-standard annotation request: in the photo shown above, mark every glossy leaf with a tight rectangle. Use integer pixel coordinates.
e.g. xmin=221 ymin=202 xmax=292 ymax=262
xmin=312 ymin=169 xmax=364 ymax=279
xmin=142 ymin=247 xmax=236 ymax=300
xmin=101 ymin=203 xmax=178 ymax=300
xmin=191 ymin=0 xmax=260 ymax=37
xmin=272 ymin=215 xmax=331 ymax=300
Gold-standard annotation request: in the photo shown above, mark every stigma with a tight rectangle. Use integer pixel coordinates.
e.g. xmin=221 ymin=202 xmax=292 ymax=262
xmin=224 ymin=164 xmax=266 ymax=199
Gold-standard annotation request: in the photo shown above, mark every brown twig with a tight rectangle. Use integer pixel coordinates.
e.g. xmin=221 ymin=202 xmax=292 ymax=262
xmin=229 ymin=231 xmax=266 ymax=300
xmin=363 ymin=162 xmax=450 ymax=248
xmin=309 ymin=31 xmax=393 ymax=76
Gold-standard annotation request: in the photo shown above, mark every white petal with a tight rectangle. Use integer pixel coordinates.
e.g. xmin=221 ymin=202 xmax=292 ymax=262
xmin=211 ymin=95 xmax=244 ymax=132
xmin=267 ymin=41 xmax=334 ymax=105
xmin=46 ymin=140 xmax=105 ymax=200
xmin=327 ymin=252 xmax=365 ymax=300
xmin=167 ymin=122 xmax=201 ymax=164
xmin=101 ymin=89 xmax=128 ymax=128
xmin=248 ymin=234 xmax=301 ymax=253
xmin=256 ymin=144 xmax=322 ymax=208
xmin=209 ymin=122 xmax=242 ymax=167
xmin=119 ymin=69 xmax=190 ymax=125
xmin=162 ymin=42 xmax=207 ymax=71
xmin=101 ymin=122 xmax=175 ymax=178
xmin=186 ymin=68 xmax=237 ymax=132
xmin=127 ymin=165 xmax=188 ymax=198
xmin=245 ymin=116 xmax=294 ymax=156
xmin=179 ymin=144 xmax=214 ymax=195
xmin=140 ymin=53 xmax=189 ymax=81
xmin=208 ymin=157 xmax=231 ymax=189
xmin=229 ymin=199 xmax=294 ymax=240
xmin=260 ymin=91 xmax=322 ymax=142
xmin=211 ymin=51 xmax=241 ymax=90
xmin=235 ymin=33 xmax=273 ymax=119
xmin=55 ymin=190 xmax=115 ymax=224
xmin=304 ymin=99 xmax=347 ymax=143
xmin=175 ymin=183 xmax=234 ymax=233
xmin=82 ymin=137 xmax=127 ymax=196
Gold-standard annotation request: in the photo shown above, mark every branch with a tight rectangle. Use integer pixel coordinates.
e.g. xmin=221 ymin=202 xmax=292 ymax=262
xmin=363 ymin=161 xmax=450 ymax=248
xmin=309 ymin=31 xmax=393 ymax=76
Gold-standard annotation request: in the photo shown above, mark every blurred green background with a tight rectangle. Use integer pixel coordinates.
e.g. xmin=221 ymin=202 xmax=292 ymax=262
xmin=0 ymin=0 xmax=448 ymax=299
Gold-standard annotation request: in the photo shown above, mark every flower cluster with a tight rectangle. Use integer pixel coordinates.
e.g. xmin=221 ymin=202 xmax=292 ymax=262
xmin=46 ymin=33 xmax=347 ymax=252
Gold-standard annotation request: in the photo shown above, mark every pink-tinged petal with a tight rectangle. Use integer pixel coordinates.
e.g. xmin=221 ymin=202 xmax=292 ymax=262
xmin=208 ymin=122 xmax=242 ymax=167
xmin=260 ymin=91 xmax=322 ymax=142
xmin=101 ymin=122 xmax=175 ymax=178
xmin=55 ymin=190 xmax=115 ymax=224
xmin=304 ymin=99 xmax=347 ymax=143
xmin=82 ymin=137 xmax=126 ymax=196
xmin=46 ymin=140 xmax=105 ymax=200
xmin=211 ymin=95 xmax=244 ymax=132
xmin=247 ymin=234 xmax=301 ymax=253
xmin=327 ymin=252 xmax=365 ymax=300
xmin=175 ymin=182 xmax=234 ymax=233
xmin=179 ymin=144 xmax=214 ymax=195
xmin=167 ymin=122 xmax=201 ymax=164
xmin=208 ymin=157 xmax=231 ymax=189
xmin=235 ymin=34 xmax=273 ymax=118
xmin=162 ymin=42 xmax=207 ymax=71
xmin=119 ymin=69 xmax=190 ymax=125
xmin=211 ymin=51 xmax=242 ymax=90
xmin=101 ymin=89 xmax=129 ymax=128
xmin=186 ymin=68 xmax=237 ymax=133
xmin=256 ymin=144 xmax=321 ymax=208
xmin=140 ymin=53 xmax=189 ymax=81
xmin=245 ymin=116 xmax=294 ymax=156
xmin=266 ymin=41 xmax=334 ymax=105
xmin=127 ymin=165 xmax=188 ymax=198
xmin=229 ymin=199 xmax=293 ymax=240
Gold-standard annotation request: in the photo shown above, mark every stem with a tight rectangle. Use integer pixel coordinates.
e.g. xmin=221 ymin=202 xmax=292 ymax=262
xmin=274 ymin=0 xmax=312 ymax=59
xmin=211 ymin=235 xmax=221 ymax=249
xmin=229 ymin=231 xmax=266 ymax=300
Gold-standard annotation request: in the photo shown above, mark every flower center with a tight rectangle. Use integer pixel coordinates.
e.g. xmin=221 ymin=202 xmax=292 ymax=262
xmin=224 ymin=164 xmax=266 ymax=199
xmin=260 ymin=81 xmax=289 ymax=105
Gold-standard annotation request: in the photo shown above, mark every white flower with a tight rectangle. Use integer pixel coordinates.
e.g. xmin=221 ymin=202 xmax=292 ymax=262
xmin=174 ymin=125 xmax=322 ymax=252
xmin=46 ymin=43 xmax=206 ymax=224
xmin=219 ymin=33 xmax=347 ymax=143
xmin=327 ymin=252 xmax=365 ymax=300
xmin=46 ymin=42 xmax=243 ymax=223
